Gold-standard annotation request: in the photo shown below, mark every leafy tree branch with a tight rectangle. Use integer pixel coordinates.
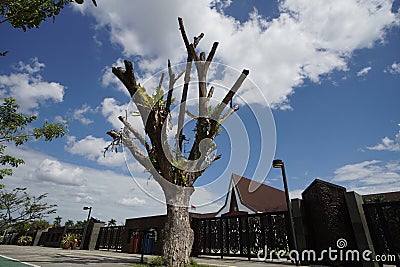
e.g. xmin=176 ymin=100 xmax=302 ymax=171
xmin=0 ymin=97 xmax=67 ymax=179
xmin=0 ymin=187 xmax=57 ymax=231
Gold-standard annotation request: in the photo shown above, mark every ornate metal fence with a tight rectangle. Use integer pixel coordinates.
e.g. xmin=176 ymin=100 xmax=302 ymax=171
xmin=192 ymin=211 xmax=290 ymax=259
xmin=363 ymin=201 xmax=400 ymax=265
xmin=95 ymin=226 xmax=125 ymax=251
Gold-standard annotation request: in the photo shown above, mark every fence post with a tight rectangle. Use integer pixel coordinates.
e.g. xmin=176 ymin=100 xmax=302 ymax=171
xmin=87 ymin=222 xmax=105 ymax=250
xmin=301 ymin=179 xmax=358 ymax=266
xmin=345 ymin=192 xmax=378 ymax=267
xmin=246 ymin=215 xmax=250 ymax=260
xmin=219 ymin=218 xmax=223 ymax=259
xmin=33 ymin=229 xmax=46 ymax=246
xmin=291 ymin=199 xmax=307 ymax=256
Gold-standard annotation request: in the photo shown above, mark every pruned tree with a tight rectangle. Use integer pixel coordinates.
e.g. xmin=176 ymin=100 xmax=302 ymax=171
xmin=105 ymin=18 xmax=248 ymax=266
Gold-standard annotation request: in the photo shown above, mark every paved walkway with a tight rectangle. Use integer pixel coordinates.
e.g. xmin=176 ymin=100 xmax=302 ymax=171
xmin=0 ymin=245 xmax=300 ymax=267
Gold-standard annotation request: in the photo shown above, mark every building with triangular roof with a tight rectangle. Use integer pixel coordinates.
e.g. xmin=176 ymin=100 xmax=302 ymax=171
xmin=214 ymin=173 xmax=287 ymax=217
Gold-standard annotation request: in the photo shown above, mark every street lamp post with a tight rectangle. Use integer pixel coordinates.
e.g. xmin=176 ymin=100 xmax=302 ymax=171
xmin=273 ymin=159 xmax=298 ymax=259
xmin=81 ymin=206 xmax=92 ymax=250
xmin=83 ymin=206 xmax=92 ymax=222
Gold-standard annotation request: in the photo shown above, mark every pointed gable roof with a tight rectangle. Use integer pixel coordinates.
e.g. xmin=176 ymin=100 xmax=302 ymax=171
xmin=231 ymin=173 xmax=287 ymax=213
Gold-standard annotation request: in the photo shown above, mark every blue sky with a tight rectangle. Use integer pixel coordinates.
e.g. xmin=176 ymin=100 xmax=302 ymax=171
xmin=1 ymin=0 xmax=399 ymax=225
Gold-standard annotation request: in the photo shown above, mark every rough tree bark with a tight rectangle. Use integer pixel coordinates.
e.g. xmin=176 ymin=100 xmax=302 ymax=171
xmin=106 ymin=18 xmax=248 ymax=267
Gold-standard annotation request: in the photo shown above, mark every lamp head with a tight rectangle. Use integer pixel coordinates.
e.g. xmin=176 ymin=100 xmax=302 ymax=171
xmin=83 ymin=206 xmax=91 ymax=210
xmin=272 ymin=159 xmax=284 ymax=168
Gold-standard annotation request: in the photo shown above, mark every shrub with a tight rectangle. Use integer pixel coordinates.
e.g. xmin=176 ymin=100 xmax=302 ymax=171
xmin=17 ymin=235 xmax=32 ymax=246
xmin=189 ymin=258 xmax=197 ymax=266
xmin=148 ymin=256 xmax=167 ymax=267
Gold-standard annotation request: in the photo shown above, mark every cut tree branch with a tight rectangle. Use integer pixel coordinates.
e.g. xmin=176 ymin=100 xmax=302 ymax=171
xmin=166 ymin=60 xmax=175 ymax=112
xmin=176 ymin=17 xmax=199 ymax=153
xmin=193 ymin=42 xmax=218 ymax=117
xmin=219 ymin=105 xmax=239 ymax=125
xmin=121 ymin=132 xmax=154 ymax=173
xmin=207 ymin=86 xmax=214 ymax=98
xmin=112 ymin=60 xmax=150 ymax=126
xmin=178 ymin=17 xmax=190 ymax=50
xmin=158 ymin=72 xmax=165 ymax=90
xmin=118 ymin=116 xmax=150 ymax=151
xmin=111 ymin=60 xmax=137 ymax=97
xmin=204 ymin=42 xmax=218 ymax=75
xmin=214 ymin=69 xmax=249 ymax=118
xmin=222 ymin=69 xmax=249 ymax=105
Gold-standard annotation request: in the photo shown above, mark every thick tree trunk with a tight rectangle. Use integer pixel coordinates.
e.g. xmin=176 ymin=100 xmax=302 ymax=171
xmin=162 ymin=187 xmax=194 ymax=267
xmin=163 ymin=204 xmax=193 ymax=267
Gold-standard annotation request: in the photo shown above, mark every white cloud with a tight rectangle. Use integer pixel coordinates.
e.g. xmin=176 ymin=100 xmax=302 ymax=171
xmin=73 ymin=193 xmax=95 ymax=204
xmin=65 ymin=135 xmax=127 ymax=167
xmin=17 ymin=57 xmax=45 ymax=74
xmin=280 ymin=0 xmax=397 ymax=51
xmin=348 ymin=183 xmax=400 ymax=195
xmin=332 ymin=160 xmax=400 ymax=192
xmin=211 ymin=0 xmax=232 ymax=13
xmin=289 ymin=189 xmax=303 ymax=199
xmin=81 ymin=0 xmax=399 ymax=109
xmin=33 ymin=158 xmax=84 ymax=186
xmin=191 ymin=187 xmax=224 ymax=212
xmin=0 ymin=58 xmax=65 ymax=114
xmin=54 ymin=115 xmax=67 ymax=123
xmin=367 ymin=131 xmax=400 ymax=152
xmin=72 ymin=104 xmax=95 ymax=125
xmin=100 ymin=97 xmax=127 ymax=129
xmin=357 ymin=66 xmax=372 ymax=76
xmin=333 ymin=160 xmax=381 ymax=182
xmin=100 ymin=97 xmax=146 ymax=140
xmin=385 ymin=62 xmax=400 ymax=74
xmin=117 ymin=197 xmax=146 ymax=207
